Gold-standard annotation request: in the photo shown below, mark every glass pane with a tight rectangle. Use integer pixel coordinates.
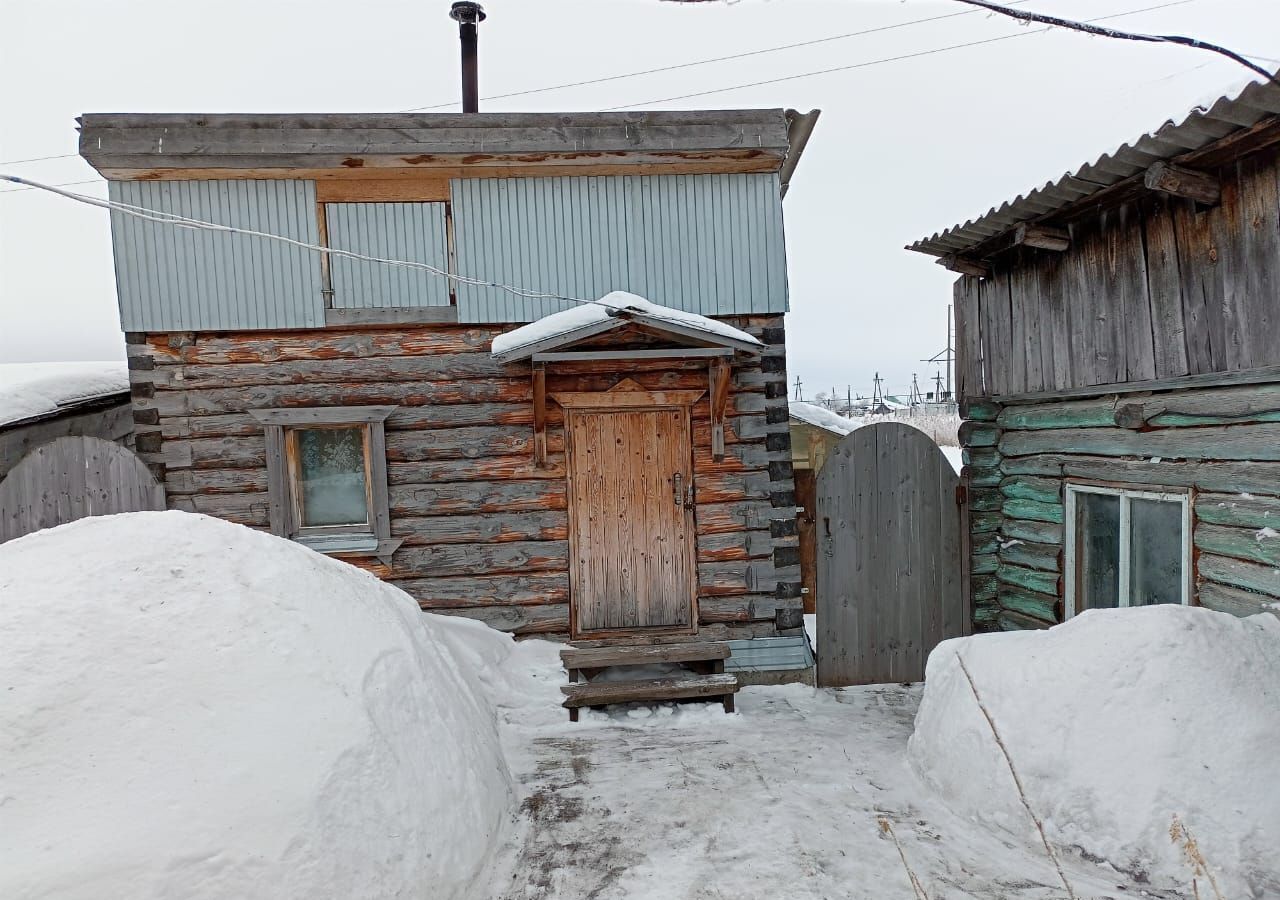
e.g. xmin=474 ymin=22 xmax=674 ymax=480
xmin=1077 ymin=492 xmax=1121 ymax=611
xmin=1129 ymin=498 xmax=1183 ymax=606
xmin=295 ymin=427 xmax=369 ymax=527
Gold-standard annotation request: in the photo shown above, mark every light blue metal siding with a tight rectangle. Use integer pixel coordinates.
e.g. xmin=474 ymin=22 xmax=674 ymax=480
xmin=325 ymin=202 xmax=451 ymax=308
xmin=108 ymin=180 xmax=324 ymax=331
xmin=452 ymin=173 xmax=788 ymax=323
xmin=724 ymin=636 xmax=815 ymax=673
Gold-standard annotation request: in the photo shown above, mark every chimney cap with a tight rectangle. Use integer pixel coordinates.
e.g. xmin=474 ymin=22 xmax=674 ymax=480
xmin=449 ymin=1 xmax=486 ymax=24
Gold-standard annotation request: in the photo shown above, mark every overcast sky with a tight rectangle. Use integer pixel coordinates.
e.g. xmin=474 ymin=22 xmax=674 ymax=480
xmin=2 ymin=0 xmax=1278 ymax=399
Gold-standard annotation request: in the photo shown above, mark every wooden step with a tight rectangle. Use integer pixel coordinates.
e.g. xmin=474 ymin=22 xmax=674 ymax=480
xmin=561 ymin=673 xmax=740 ymax=709
xmin=561 ymin=641 xmax=730 ymax=670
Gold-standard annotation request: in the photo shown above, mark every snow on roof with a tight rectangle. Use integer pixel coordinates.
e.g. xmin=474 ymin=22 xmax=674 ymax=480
xmin=490 ymin=291 xmax=763 ymax=360
xmin=789 ymin=401 xmax=859 ymax=436
xmin=0 ymin=361 xmax=129 ymax=429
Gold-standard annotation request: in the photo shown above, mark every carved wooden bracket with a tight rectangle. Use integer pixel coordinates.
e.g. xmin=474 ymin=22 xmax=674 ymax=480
xmin=532 ymin=363 xmax=548 ymax=468
xmin=709 ymin=358 xmax=731 ymax=461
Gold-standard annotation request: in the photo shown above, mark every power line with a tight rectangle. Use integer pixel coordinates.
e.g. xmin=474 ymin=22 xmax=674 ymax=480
xmin=0 ymin=177 xmax=103 ymax=196
xmin=948 ymin=0 xmax=1275 ymax=80
xmin=609 ymin=0 xmax=1196 ymax=109
xmin=0 ymin=152 xmax=80 ymax=167
xmin=398 ymin=0 xmax=1038 ymax=112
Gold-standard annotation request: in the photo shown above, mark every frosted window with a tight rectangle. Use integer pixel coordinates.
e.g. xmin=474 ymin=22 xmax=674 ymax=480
xmin=295 ymin=427 xmax=369 ymax=527
xmin=1077 ymin=492 xmax=1121 ymax=610
xmin=1130 ymin=499 xmax=1182 ymax=606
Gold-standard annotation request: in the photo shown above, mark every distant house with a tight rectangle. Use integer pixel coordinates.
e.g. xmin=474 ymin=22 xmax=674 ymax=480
xmin=0 ymin=362 xmax=162 ymax=541
xmin=909 ymin=78 xmax=1280 ymax=630
xmin=78 ymin=108 xmax=821 ymax=696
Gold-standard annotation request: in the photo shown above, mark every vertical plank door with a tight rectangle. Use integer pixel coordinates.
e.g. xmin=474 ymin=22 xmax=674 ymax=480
xmin=567 ymin=407 xmax=696 ymax=637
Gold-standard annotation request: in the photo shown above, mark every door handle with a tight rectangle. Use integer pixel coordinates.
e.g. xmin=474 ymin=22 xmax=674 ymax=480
xmin=673 ymin=472 xmax=683 ymax=508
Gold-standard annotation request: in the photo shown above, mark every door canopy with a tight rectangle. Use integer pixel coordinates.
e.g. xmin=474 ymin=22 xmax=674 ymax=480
xmin=489 ymin=291 xmax=763 ymax=363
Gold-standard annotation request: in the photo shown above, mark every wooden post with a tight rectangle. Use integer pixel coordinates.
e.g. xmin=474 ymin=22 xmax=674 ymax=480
xmin=532 ymin=363 xmax=547 ymax=468
xmin=709 ymin=358 xmax=731 ymax=461
xmin=1144 ymin=161 xmax=1220 ymax=206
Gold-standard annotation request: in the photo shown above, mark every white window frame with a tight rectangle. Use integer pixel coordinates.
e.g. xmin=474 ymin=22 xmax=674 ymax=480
xmin=1063 ymin=483 xmax=1193 ymax=618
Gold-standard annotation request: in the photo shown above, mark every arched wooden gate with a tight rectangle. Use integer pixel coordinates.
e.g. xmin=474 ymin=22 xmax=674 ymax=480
xmin=0 ymin=436 xmax=165 ymax=543
xmin=816 ymin=422 xmax=965 ymax=687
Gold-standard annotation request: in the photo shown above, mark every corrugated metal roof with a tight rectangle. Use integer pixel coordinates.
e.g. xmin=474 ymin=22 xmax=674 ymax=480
xmin=909 ymin=76 xmax=1280 ymax=259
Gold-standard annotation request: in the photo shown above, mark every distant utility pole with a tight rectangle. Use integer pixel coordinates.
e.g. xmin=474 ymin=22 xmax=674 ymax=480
xmin=909 ymin=373 xmax=924 ymax=407
xmin=871 ymin=372 xmax=888 ymax=415
xmin=793 ymin=376 xmax=803 ymax=401
xmin=846 ymin=385 xmax=853 ymax=417
xmin=921 ymin=303 xmax=955 ymax=400
xmin=933 ymin=370 xmax=945 ymax=400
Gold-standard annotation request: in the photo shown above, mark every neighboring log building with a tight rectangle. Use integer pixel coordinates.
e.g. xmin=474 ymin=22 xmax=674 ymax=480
xmin=79 ymin=110 xmax=817 ymax=659
xmin=910 ymin=78 xmax=1280 ymax=630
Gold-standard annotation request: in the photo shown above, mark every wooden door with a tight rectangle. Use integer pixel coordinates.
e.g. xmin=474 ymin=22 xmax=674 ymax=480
xmin=566 ymin=406 xmax=697 ymax=638
xmin=816 ymin=423 xmax=965 ymax=686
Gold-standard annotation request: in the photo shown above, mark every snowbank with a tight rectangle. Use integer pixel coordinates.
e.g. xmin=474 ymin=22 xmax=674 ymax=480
xmin=908 ymin=606 xmax=1280 ymax=896
xmin=491 ymin=290 xmax=761 ymax=358
xmin=0 ymin=360 xmax=128 ymax=427
xmin=789 ymin=400 xmax=858 ymax=436
xmin=0 ymin=512 xmax=515 ymax=900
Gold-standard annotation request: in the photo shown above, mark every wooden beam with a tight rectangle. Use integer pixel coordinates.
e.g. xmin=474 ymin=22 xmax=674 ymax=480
xmin=709 ymin=358 xmax=731 ymax=462
xmin=531 ymin=348 xmax=734 ymax=363
xmin=532 ymin=364 xmax=547 ymax=469
xmin=316 ymin=178 xmax=450 ymax=203
xmin=937 ymin=255 xmax=990 ymax=278
xmin=1144 ymin=161 xmax=1221 ymax=206
xmin=324 ymin=307 xmax=459 ymax=326
xmin=1013 ymin=223 xmax=1070 ymax=252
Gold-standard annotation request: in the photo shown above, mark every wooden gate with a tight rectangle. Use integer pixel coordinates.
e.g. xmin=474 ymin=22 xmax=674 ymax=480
xmin=816 ymin=423 xmax=965 ymax=686
xmin=0 ymin=436 xmax=165 ymax=543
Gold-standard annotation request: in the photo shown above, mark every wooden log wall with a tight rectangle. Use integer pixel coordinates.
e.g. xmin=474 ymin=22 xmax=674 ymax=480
xmin=124 ymin=316 xmax=801 ymax=640
xmin=954 ymin=143 xmax=1280 ymax=402
xmin=959 ymin=382 xmax=1280 ymax=632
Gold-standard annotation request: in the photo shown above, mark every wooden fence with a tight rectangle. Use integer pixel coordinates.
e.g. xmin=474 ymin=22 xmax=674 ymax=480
xmin=0 ymin=436 xmax=165 ymax=543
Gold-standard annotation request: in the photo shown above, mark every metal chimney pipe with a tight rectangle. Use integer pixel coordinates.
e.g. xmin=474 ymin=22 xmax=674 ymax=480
xmin=449 ymin=2 xmax=486 ymax=114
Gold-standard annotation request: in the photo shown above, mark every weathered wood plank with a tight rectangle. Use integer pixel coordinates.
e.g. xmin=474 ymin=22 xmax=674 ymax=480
xmin=1195 ymin=523 xmax=1280 ymax=567
xmin=1001 ymin=422 xmax=1280 ymax=461
xmin=1001 ymin=453 xmax=1280 ymax=495
xmin=1001 ymin=518 xmax=1064 ymax=545
xmin=999 ymin=584 xmax=1059 ymax=624
xmin=997 ymin=563 xmax=1059 ymax=597
xmin=433 ymin=603 xmax=570 ymax=635
xmin=561 ymin=642 xmax=729 ymax=668
xmin=392 ymin=511 xmax=567 ymax=546
xmin=560 ymin=674 xmax=739 ymax=707
xmin=390 ymin=572 xmax=569 ymax=608
xmin=1198 ymin=581 xmax=1280 ymax=618
xmin=1002 ymin=498 xmax=1063 ymax=524
xmin=1197 ymin=552 xmax=1280 ymax=598
xmin=389 ymin=480 xmax=566 ymax=517
xmin=1000 ymin=539 xmax=1061 ymax=573
xmin=1141 ymin=195 xmax=1190 ymax=379
xmin=999 ymin=475 xmax=1060 ymax=504
xmin=392 ymin=540 xmax=568 ymax=577
xmin=1195 ymin=492 xmax=1280 ymax=529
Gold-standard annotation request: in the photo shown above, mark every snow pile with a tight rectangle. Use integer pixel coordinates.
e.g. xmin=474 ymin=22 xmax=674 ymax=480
xmin=0 ymin=360 xmax=128 ymax=427
xmin=491 ymin=290 xmax=761 ymax=358
xmin=909 ymin=606 xmax=1280 ymax=896
xmin=0 ymin=512 xmax=515 ymax=900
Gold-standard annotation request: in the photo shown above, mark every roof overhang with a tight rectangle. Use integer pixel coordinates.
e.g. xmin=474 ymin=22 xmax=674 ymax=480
xmin=78 ymin=109 xmax=817 ymax=188
xmin=907 ymin=76 xmax=1280 ymax=269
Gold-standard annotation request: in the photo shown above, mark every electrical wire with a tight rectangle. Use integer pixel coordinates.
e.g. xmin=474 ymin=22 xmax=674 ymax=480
xmin=0 ymin=152 xmax=80 ymax=167
xmin=609 ymin=0 xmax=1197 ymax=109
xmin=397 ymin=0 xmax=1040 ymax=112
xmin=0 ymin=177 xmax=103 ymax=195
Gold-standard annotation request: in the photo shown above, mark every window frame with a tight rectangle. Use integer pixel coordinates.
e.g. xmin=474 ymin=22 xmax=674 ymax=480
xmin=1063 ymin=481 xmax=1193 ymax=618
xmin=249 ymin=406 xmax=400 ymax=562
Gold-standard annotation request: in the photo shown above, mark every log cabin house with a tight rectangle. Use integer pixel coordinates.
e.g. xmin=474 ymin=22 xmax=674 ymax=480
xmin=78 ymin=108 xmax=820 ymax=705
xmin=909 ymin=77 xmax=1280 ymax=631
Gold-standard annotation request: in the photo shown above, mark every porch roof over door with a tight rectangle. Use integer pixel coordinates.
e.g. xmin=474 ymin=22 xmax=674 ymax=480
xmin=489 ymin=291 xmax=764 ymax=363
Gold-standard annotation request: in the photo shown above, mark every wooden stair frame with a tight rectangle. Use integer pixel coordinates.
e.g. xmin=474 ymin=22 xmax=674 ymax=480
xmin=560 ymin=641 xmax=740 ymax=722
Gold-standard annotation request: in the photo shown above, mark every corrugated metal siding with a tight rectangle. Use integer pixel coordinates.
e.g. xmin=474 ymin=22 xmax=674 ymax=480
xmin=325 ymin=202 xmax=451 ymax=308
xmin=724 ymin=636 xmax=814 ymax=672
xmin=452 ymin=173 xmax=788 ymax=323
xmin=109 ymin=179 xmax=323 ymax=331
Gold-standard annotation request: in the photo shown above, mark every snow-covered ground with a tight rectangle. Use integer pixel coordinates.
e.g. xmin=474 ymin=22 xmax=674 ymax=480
xmin=5 ymin=512 xmax=1277 ymax=899
xmin=0 ymin=360 xmax=127 ymax=427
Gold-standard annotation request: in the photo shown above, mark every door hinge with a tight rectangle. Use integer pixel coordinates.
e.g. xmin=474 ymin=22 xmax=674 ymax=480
xmin=956 ymin=484 xmax=968 ymax=506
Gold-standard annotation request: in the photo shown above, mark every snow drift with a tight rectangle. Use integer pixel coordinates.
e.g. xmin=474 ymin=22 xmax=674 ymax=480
xmin=0 ymin=511 xmax=515 ymax=900
xmin=909 ymin=606 xmax=1280 ymax=897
